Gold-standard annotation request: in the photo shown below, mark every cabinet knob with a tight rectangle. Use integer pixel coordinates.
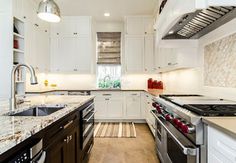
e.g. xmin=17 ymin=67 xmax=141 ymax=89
xmin=145 ymin=32 xmax=147 ymax=34
xmin=73 ymin=69 xmax=78 ymax=71
xmin=23 ymin=16 xmax=26 ymax=19
xmin=57 ymin=33 xmax=59 ymax=35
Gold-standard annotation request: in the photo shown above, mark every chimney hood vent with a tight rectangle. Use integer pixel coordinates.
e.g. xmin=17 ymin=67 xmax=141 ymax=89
xmin=163 ymin=6 xmax=236 ymax=39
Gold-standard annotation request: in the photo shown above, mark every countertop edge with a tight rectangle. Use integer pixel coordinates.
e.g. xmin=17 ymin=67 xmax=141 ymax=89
xmin=202 ymin=118 xmax=236 ymax=140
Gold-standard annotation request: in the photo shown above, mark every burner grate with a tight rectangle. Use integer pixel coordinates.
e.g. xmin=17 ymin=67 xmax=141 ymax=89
xmin=183 ymin=104 xmax=236 ymax=116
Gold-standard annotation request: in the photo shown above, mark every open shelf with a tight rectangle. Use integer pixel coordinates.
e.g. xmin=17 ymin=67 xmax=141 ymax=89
xmin=13 ymin=48 xmax=24 ymax=53
xmin=13 ymin=32 xmax=24 ymax=39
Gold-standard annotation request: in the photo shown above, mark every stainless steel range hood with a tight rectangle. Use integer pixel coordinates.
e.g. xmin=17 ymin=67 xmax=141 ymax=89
xmin=163 ymin=6 xmax=236 ymax=39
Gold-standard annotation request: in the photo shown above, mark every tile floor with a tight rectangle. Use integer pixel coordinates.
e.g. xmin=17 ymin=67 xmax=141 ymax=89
xmin=88 ymin=124 xmax=160 ymax=163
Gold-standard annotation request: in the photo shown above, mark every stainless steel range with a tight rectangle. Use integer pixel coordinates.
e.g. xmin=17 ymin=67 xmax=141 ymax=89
xmin=151 ymin=94 xmax=236 ymax=163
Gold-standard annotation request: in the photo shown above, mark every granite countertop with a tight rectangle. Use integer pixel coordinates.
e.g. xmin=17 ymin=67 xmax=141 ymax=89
xmin=0 ymin=95 xmax=95 ymax=155
xmin=202 ymin=117 xmax=236 ymax=139
xmin=26 ymin=88 xmax=169 ymax=97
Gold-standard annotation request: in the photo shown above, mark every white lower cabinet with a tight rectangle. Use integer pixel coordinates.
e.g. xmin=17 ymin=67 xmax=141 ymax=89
xmin=107 ymin=98 xmax=123 ymax=118
xmin=125 ymin=92 xmax=141 ymax=119
xmin=94 ymin=97 xmax=108 ymax=119
xmin=208 ymin=126 xmax=236 ymax=163
xmin=145 ymin=93 xmax=155 ymax=136
xmin=92 ymin=91 xmax=123 ymax=119
xmin=92 ymin=91 xmax=155 ymax=125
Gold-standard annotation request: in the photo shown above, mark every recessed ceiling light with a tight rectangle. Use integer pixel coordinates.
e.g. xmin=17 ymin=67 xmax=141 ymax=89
xmin=104 ymin=13 xmax=110 ymax=17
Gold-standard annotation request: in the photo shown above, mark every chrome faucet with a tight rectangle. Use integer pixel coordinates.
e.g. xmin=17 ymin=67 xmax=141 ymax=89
xmin=11 ymin=64 xmax=38 ymax=111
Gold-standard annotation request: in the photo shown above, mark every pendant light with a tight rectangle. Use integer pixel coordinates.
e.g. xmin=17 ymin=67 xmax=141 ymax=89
xmin=37 ymin=0 xmax=61 ymax=23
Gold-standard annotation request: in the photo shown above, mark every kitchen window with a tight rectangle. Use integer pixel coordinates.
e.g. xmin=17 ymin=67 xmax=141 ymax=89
xmin=96 ymin=32 xmax=121 ymax=89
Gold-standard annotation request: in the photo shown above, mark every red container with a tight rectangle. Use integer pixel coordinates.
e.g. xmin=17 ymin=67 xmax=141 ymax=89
xmin=14 ymin=40 xmax=19 ymax=49
xmin=147 ymin=78 xmax=153 ymax=89
xmin=152 ymin=80 xmax=158 ymax=89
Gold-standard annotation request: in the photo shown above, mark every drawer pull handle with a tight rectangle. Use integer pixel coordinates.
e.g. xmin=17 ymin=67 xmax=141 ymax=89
xmin=103 ymin=94 xmax=111 ymax=96
xmin=62 ymin=120 xmax=73 ymax=129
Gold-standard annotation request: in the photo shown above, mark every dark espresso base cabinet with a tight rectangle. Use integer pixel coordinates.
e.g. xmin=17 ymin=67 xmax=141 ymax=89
xmin=45 ymin=126 xmax=78 ymax=163
xmin=0 ymin=100 xmax=94 ymax=163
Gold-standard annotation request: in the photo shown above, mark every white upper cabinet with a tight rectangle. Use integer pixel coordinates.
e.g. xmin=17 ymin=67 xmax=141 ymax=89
xmin=50 ymin=16 xmax=92 ymax=73
xmin=125 ymin=16 xmax=154 ymax=35
xmin=125 ymin=36 xmax=144 ymax=73
xmin=144 ymin=35 xmax=154 ymax=72
xmin=155 ymin=40 xmax=199 ymax=72
xmin=23 ymin=0 xmax=50 ymax=72
xmin=50 ymin=16 xmax=91 ymax=38
xmin=75 ymin=37 xmax=91 ymax=73
xmin=124 ymin=16 xmax=155 ymax=73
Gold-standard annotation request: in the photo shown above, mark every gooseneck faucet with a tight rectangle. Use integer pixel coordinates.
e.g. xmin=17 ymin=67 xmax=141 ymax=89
xmin=11 ymin=64 xmax=38 ymax=111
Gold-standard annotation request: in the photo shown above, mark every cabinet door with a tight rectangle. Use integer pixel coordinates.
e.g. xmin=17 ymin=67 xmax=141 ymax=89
xmin=22 ymin=0 xmax=35 ymax=23
xmin=36 ymin=25 xmax=50 ymax=71
xmin=126 ymin=17 xmax=144 ymax=35
xmin=64 ymin=128 xmax=77 ymax=163
xmin=140 ymin=92 xmax=147 ymax=119
xmin=125 ymin=36 xmax=144 ymax=73
xmin=107 ymin=98 xmax=123 ymax=118
xmin=208 ymin=126 xmax=236 ymax=163
xmin=46 ymin=134 xmax=67 ymax=163
xmin=144 ymin=35 xmax=154 ymax=72
xmin=94 ymin=97 xmax=107 ymax=119
xmin=75 ymin=37 xmax=91 ymax=73
xmin=13 ymin=0 xmax=23 ymax=19
xmin=25 ymin=22 xmax=37 ymax=67
xmin=75 ymin=17 xmax=91 ymax=36
xmin=126 ymin=95 xmax=141 ymax=119
xmin=50 ymin=37 xmax=76 ymax=72
xmin=143 ymin=17 xmax=154 ymax=34
xmin=60 ymin=18 xmax=77 ymax=37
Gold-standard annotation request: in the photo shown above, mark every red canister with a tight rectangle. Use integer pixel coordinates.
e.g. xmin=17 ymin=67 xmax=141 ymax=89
xmin=147 ymin=78 xmax=153 ymax=89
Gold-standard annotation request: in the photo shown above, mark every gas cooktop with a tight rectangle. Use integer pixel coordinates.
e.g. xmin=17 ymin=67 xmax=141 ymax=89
xmin=160 ymin=94 xmax=236 ymax=116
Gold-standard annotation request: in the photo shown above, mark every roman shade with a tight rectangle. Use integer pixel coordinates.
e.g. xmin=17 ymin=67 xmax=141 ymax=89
xmin=97 ymin=32 xmax=121 ymax=64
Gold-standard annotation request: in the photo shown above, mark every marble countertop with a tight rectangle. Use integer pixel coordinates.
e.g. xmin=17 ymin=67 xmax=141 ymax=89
xmin=203 ymin=117 xmax=236 ymax=139
xmin=0 ymin=95 xmax=94 ymax=155
xmin=26 ymin=88 xmax=170 ymax=97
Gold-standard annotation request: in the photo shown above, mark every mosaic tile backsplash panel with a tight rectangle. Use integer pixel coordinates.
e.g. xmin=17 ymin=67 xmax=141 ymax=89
xmin=204 ymin=33 xmax=236 ymax=87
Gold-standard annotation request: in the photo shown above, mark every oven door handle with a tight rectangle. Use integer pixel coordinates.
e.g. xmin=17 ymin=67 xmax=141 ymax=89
xmin=151 ymin=110 xmax=198 ymax=156
xmin=84 ymin=111 xmax=96 ymax=122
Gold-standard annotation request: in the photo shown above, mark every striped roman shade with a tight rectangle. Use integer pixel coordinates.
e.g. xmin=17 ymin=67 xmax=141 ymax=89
xmin=97 ymin=32 xmax=121 ymax=64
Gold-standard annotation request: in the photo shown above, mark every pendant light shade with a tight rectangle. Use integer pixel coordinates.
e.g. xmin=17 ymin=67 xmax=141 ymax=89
xmin=37 ymin=0 xmax=61 ymax=23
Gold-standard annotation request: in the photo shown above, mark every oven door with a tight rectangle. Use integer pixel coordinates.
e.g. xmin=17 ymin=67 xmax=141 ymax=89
xmin=82 ymin=109 xmax=95 ymax=149
xmin=157 ymin=116 xmax=199 ymax=163
xmin=151 ymin=110 xmax=165 ymax=163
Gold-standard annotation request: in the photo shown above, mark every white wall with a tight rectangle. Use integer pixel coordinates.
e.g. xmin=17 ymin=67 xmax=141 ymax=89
xmin=162 ymin=18 xmax=236 ymax=101
xmin=0 ymin=0 xmax=13 ymax=98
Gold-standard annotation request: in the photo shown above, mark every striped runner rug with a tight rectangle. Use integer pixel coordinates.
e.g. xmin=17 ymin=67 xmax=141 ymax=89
xmin=94 ymin=122 xmax=136 ymax=138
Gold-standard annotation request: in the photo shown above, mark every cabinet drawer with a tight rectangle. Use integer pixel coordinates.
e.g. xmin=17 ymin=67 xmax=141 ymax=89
xmin=208 ymin=126 xmax=236 ymax=163
xmin=125 ymin=91 xmax=141 ymax=97
xmin=91 ymin=91 xmax=123 ymax=98
xmin=44 ymin=111 xmax=79 ymax=146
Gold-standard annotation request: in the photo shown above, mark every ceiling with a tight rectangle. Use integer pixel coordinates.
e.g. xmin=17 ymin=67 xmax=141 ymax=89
xmin=36 ymin=0 xmax=158 ymax=21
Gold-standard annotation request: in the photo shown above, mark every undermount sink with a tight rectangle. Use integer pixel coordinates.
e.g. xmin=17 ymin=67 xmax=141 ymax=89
xmin=11 ymin=104 xmax=66 ymax=116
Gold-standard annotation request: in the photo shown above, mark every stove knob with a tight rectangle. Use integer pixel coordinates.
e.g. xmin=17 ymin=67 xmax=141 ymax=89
xmin=165 ymin=114 xmax=172 ymax=121
xmin=181 ymin=124 xmax=195 ymax=134
xmin=152 ymin=102 xmax=157 ymax=108
xmin=173 ymin=118 xmax=180 ymax=126
xmin=177 ymin=121 xmax=184 ymax=128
